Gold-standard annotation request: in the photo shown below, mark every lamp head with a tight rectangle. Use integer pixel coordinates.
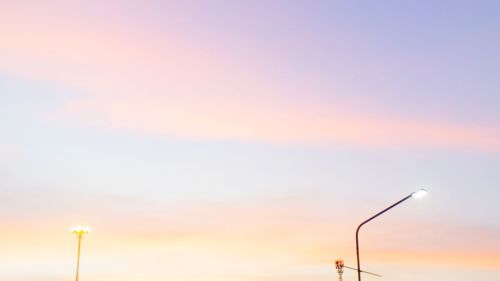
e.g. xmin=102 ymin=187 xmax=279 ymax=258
xmin=335 ymin=259 xmax=344 ymax=269
xmin=411 ymin=189 xmax=428 ymax=199
xmin=70 ymin=225 xmax=92 ymax=235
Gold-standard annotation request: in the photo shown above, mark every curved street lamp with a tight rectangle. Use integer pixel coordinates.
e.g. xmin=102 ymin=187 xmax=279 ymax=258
xmin=356 ymin=189 xmax=427 ymax=281
xmin=70 ymin=225 xmax=92 ymax=281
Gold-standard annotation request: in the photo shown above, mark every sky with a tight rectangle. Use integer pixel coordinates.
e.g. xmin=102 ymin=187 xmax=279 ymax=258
xmin=0 ymin=1 xmax=499 ymax=281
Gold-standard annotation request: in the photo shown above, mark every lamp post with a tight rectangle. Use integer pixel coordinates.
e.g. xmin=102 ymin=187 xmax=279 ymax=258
xmin=355 ymin=189 xmax=427 ymax=281
xmin=70 ymin=225 xmax=92 ymax=281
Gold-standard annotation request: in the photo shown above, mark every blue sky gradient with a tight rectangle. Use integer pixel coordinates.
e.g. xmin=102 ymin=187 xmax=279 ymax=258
xmin=0 ymin=1 xmax=499 ymax=281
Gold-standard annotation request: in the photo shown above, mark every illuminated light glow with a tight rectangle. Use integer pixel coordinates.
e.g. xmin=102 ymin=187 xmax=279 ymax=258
xmin=70 ymin=225 xmax=92 ymax=235
xmin=411 ymin=189 xmax=428 ymax=199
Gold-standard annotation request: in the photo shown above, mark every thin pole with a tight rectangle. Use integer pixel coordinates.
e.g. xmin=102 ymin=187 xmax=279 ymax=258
xmin=75 ymin=233 xmax=82 ymax=281
xmin=343 ymin=265 xmax=382 ymax=277
xmin=356 ymin=194 xmax=413 ymax=281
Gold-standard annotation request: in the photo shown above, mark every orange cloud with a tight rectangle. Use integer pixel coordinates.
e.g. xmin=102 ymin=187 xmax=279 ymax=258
xmin=372 ymin=250 xmax=500 ymax=270
xmin=4 ymin=198 xmax=499 ymax=269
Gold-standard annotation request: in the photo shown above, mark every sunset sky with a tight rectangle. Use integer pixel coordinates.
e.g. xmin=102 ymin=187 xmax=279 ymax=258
xmin=0 ymin=1 xmax=499 ymax=281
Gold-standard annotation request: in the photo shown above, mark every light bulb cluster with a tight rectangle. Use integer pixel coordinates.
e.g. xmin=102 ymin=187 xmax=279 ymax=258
xmin=70 ymin=225 xmax=92 ymax=235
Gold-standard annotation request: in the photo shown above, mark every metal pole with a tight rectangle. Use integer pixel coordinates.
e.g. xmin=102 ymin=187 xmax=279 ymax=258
xmin=75 ymin=233 xmax=82 ymax=281
xmin=356 ymin=194 xmax=413 ymax=281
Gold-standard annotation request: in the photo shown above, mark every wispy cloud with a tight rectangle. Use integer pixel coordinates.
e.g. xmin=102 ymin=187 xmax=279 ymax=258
xmin=1 ymin=3 xmax=498 ymax=151
xmin=60 ymin=97 xmax=500 ymax=151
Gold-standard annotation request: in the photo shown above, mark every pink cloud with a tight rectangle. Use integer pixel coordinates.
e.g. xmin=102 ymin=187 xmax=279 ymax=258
xmin=59 ymin=97 xmax=500 ymax=151
xmin=1 ymin=3 xmax=498 ymax=152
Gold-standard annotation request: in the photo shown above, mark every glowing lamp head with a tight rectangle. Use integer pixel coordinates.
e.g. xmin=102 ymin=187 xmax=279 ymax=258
xmin=70 ymin=225 xmax=92 ymax=235
xmin=411 ymin=189 xmax=428 ymax=199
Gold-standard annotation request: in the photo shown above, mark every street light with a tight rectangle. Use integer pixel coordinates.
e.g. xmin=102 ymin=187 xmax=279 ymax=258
xmin=70 ymin=225 xmax=92 ymax=281
xmin=355 ymin=189 xmax=427 ymax=281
